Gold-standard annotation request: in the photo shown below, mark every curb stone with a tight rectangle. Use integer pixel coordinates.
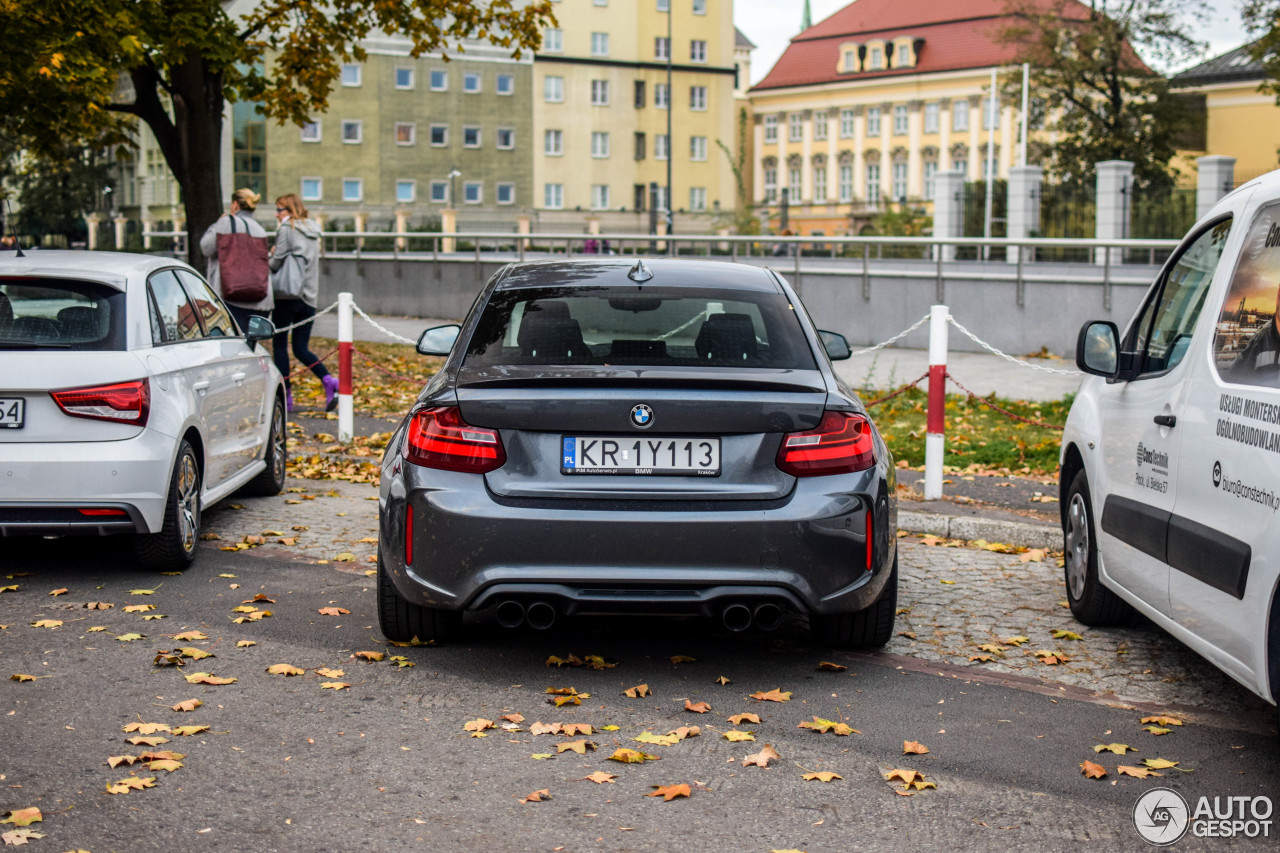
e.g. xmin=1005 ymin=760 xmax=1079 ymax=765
xmin=899 ymin=509 xmax=1062 ymax=550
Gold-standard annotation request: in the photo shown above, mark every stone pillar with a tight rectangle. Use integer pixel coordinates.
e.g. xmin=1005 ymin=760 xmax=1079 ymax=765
xmin=717 ymin=227 xmax=730 ymax=252
xmin=516 ymin=214 xmax=532 ymax=250
xmin=395 ymin=208 xmax=410 ymax=250
xmin=1197 ymin=155 xmax=1236 ymax=219
xmin=1005 ymin=165 xmax=1043 ymax=264
xmin=1095 ymin=160 xmax=1134 ymax=267
xmin=932 ymin=170 xmax=965 ymax=262
xmin=441 ymin=208 xmax=457 ymax=253
xmin=656 ymin=219 xmax=667 ymax=253
xmin=142 ymin=218 xmax=155 ymax=250
xmin=353 ymin=211 xmax=368 ymax=250
xmin=586 ymin=216 xmax=601 ymax=235
xmin=113 ymin=216 xmax=128 ymax=251
xmin=86 ymin=214 xmax=101 ymax=251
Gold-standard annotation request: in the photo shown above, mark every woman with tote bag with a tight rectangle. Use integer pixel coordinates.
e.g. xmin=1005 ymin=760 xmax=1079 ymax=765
xmin=269 ymin=193 xmax=336 ymax=412
xmin=199 ymin=188 xmax=273 ymax=333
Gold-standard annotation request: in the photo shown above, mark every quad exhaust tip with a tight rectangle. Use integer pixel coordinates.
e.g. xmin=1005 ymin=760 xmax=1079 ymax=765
xmin=753 ymin=602 xmax=784 ymax=632
xmin=721 ymin=602 xmax=753 ymax=632
xmin=525 ymin=601 xmax=558 ymax=631
xmin=496 ymin=600 xmax=526 ymax=629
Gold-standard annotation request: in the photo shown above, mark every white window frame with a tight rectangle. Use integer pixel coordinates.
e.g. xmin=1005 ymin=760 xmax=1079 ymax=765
xmin=897 ymin=43 xmax=911 ymax=67
xmin=838 ymin=165 xmax=853 ymax=202
xmin=763 ymin=168 xmax=777 ymax=203
xmin=395 ymin=68 xmax=414 ymax=90
xmin=689 ymin=186 xmax=706 ymax=211
xmin=868 ymin=46 xmax=883 ymax=70
xmin=301 ymin=177 xmax=322 ymax=202
xmin=813 ymin=111 xmax=828 ymax=141
xmin=893 ymin=105 xmax=908 ymax=135
xmin=866 ymin=107 xmax=881 ymax=136
xmin=463 ymin=125 xmax=482 ymax=148
xmin=657 ymin=0 xmax=669 ymax=10
xmin=591 ymin=79 xmax=610 ymax=106
xmin=655 ymin=36 xmax=669 ymax=61
xmin=788 ymin=167 xmax=802 ymax=201
xmin=591 ymin=32 xmax=609 ymax=57
xmin=655 ymin=83 xmax=669 ymax=110
xmin=463 ymin=181 xmax=483 ymax=205
xmin=983 ymin=96 xmax=999 ymax=130
xmin=544 ymin=28 xmax=563 ymax=52
xmin=953 ymin=158 xmax=968 ymax=177
xmin=394 ymin=122 xmax=416 ymax=146
xmin=953 ymin=101 xmax=970 ymax=132
xmin=463 ymin=71 xmax=482 ymax=93
xmin=496 ymin=74 xmax=514 ymax=95
xmin=496 ymin=183 xmax=516 ymax=205
xmin=690 ymin=86 xmax=707 ymax=111
xmin=544 ymin=129 xmax=563 ymax=156
xmin=892 ymin=161 xmax=908 ymax=200
xmin=591 ymin=184 xmax=610 ymax=211
xmin=496 ymin=127 xmax=515 ymax=150
xmin=341 ymin=119 xmax=363 ymax=144
xmin=429 ymin=124 xmax=449 ymax=147
xmin=923 ymin=161 xmax=938 ymax=200
xmin=655 ymin=133 xmax=669 ymax=161
xmin=866 ymin=164 xmax=881 ymax=203
xmin=813 ymin=166 xmax=827 ymax=202
xmin=341 ymin=63 xmax=361 ymax=87
xmin=690 ymin=136 xmax=707 ymax=161
xmin=430 ymin=69 xmax=448 ymax=91
xmin=300 ymin=120 xmax=321 ymax=143
xmin=691 ymin=40 xmax=707 ymax=63
xmin=839 ymin=109 xmax=854 ymax=138
xmin=544 ymin=183 xmax=564 ymax=209
xmin=764 ymin=114 xmax=777 ymax=143
xmin=544 ymin=75 xmax=564 ymax=103
xmin=430 ymin=181 xmax=449 ymax=204
xmin=342 ymin=178 xmax=363 ymax=203
xmin=591 ymin=131 xmax=610 ymax=159
xmin=693 ymin=0 xmax=706 ymax=13
xmin=924 ymin=102 xmax=940 ymax=134
xmin=396 ymin=180 xmax=417 ymax=204
xmin=789 ymin=112 xmax=803 ymax=142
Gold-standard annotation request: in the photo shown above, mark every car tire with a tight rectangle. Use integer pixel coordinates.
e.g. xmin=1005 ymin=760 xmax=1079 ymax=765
xmin=1063 ymin=468 xmax=1134 ymax=626
xmin=240 ymin=395 xmax=287 ymax=497
xmin=377 ymin=549 xmax=462 ymax=644
xmin=133 ymin=440 xmax=201 ymax=572
xmin=811 ymin=553 xmax=898 ymax=648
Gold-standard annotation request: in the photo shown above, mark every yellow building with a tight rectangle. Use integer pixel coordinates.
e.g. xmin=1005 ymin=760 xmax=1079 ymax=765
xmin=748 ymin=0 xmax=1043 ymax=236
xmin=532 ymin=0 xmax=738 ymax=232
xmin=1172 ymin=43 xmax=1280 ymax=185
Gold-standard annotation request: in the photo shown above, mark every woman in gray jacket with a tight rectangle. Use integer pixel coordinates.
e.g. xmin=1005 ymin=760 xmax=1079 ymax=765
xmin=199 ymin=187 xmax=273 ymax=332
xmin=270 ymin=193 xmax=336 ymax=411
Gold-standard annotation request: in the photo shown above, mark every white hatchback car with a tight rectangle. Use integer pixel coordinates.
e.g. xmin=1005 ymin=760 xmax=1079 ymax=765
xmin=0 ymin=251 xmax=286 ymax=569
xmin=1063 ymin=172 xmax=1280 ymax=712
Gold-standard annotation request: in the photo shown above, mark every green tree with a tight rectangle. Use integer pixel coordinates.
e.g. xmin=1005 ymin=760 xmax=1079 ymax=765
xmin=0 ymin=0 xmax=553 ymax=264
xmin=999 ymin=0 xmax=1207 ymax=190
xmin=716 ymin=107 xmax=759 ymax=235
xmin=12 ymin=143 xmax=113 ymax=245
xmin=1245 ymin=2 xmax=1280 ymax=108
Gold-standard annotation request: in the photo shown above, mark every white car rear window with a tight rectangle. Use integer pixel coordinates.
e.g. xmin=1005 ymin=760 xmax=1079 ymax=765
xmin=0 ymin=278 xmax=125 ymax=351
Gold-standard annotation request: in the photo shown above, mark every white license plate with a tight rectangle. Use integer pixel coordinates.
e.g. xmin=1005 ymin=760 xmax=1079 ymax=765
xmin=0 ymin=397 xmax=24 ymax=429
xmin=562 ymin=436 xmax=720 ymax=476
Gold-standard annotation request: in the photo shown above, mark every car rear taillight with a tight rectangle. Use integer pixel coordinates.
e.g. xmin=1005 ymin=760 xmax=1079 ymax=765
xmin=50 ymin=379 xmax=149 ymax=426
xmin=403 ymin=406 xmax=505 ymax=474
xmin=776 ymin=411 xmax=875 ymax=477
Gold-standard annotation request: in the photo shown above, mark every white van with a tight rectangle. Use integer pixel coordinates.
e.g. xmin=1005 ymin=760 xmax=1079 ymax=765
xmin=1062 ymin=173 xmax=1279 ymax=714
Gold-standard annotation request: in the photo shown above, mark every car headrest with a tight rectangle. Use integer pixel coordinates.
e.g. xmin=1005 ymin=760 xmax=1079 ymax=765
xmin=57 ymin=305 xmax=108 ymax=339
xmin=695 ymin=312 xmax=758 ymax=361
xmin=525 ymin=300 xmax=571 ymax=319
xmin=518 ymin=314 xmax=587 ymax=360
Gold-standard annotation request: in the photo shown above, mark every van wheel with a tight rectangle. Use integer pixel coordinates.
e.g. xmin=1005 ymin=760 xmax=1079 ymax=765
xmin=811 ymin=554 xmax=897 ymax=648
xmin=1063 ymin=469 xmax=1134 ymax=626
xmin=240 ymin=396 xmax=287 ymax=497
xmin=134 ymin=441 xmax=201 ymax=572
xmin=377 ymin=550 xmax=461 ymax=644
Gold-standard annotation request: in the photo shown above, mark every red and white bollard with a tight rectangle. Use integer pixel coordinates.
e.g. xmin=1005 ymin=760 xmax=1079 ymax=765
xmin=337 ymin=292 xmax=354 ymax=442
xmin=923 ymin=304 xmax=949 ymax=500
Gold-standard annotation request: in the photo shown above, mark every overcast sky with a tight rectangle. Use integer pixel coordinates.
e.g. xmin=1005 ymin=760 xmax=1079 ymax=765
xmin=735 ymin=0 xmax=1252 ymax=85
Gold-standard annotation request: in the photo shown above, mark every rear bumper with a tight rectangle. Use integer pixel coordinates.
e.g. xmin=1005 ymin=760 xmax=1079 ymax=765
xmin=380 ymin=463 xmax=896 ymax=616
xmin=0 ymin=433 xmax=174 ymax=534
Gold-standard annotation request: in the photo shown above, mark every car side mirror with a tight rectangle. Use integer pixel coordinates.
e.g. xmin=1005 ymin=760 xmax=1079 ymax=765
xmin=417 ymin=324 xmax=461 ymax=357
xmin=818 ymin=330 xmax=852 ymax=361
xmin=1076 ymin=321 xmax=1119 ymax=377
xmin=245 ymin=315 xmax=276 ymax=344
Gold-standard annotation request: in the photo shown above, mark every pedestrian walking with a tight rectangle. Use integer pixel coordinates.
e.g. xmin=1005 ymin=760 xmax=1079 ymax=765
xmin=200 ymin=188 xmax=272 ymax=333
xmin=268 ymin=193 xmax=336 ymax=411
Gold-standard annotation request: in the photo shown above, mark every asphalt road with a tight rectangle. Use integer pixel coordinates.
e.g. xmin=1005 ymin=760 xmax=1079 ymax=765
xmin=1 ymin=540 xmax=1277 ymax=853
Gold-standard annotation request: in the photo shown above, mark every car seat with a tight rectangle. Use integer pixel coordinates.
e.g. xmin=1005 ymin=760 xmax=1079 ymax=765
xmin=518 ymin=313 xmax=587 ymax=360
xmin=56 ymin=305 xmax=108 ymax=341
xmin=695 ymin=313 xmax=758 ymax=361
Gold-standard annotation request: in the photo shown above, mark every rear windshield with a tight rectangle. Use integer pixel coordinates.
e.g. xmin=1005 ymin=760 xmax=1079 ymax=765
xmin=0 ymin=278 xmax=126 ymax=351
xmin=464 ymin=285 xmax=818 ymax=370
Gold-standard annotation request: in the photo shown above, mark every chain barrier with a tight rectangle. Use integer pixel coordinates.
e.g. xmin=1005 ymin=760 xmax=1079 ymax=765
xmin=847 ymin=313 xmax=931 ymax=358
xmin=351 ymin=302 xmax=419 ymax=345
xmin=863 ymin=373 xmax=929 ymax=408
xmin=283 ymin=348 xmax=339 ymax=382
xmin=351 ymin=347 xmax=428 ymax=385
xmin=945 ymin=372 xmax=1065 ymax=431
xmin=945 ymin=315 xmax=1078 ymax=376
xmin=274 ymin=301 xmax=338 ymax=335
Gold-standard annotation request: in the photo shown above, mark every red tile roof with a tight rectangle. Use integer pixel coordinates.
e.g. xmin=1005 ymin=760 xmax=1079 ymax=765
xmin=751 ymin=0 xmax=1120 ymax=92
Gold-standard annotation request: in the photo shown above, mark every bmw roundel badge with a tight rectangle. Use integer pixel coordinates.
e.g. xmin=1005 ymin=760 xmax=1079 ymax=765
xmin=630 ymin=404 xmax=654 ymax=429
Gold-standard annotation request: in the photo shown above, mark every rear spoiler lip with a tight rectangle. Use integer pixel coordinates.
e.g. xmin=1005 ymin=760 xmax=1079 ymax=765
xmin=454 ymin=367 xmax=827 ymax=394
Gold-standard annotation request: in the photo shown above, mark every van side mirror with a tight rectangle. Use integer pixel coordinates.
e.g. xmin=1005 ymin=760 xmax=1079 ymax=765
xmin=818 ymin=330 xmax=852 ymax=361
xmin=245 ymin=315 xmax=276 ymax=344
xmin=1076 ymin=321 xmax=1119 ymax=377
xmin=417 ymin=324 xmax=461 ymax=357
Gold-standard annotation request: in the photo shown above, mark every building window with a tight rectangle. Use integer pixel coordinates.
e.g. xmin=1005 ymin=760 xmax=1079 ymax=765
xmin=342 ymin=178 xmax=363 ymax=202
xmin=634 ymin=80 xmax=646 ymax=108
xmin=396 ymin=180 xmax=416 ymax=204
xmin=813 ymin=166 xmax=827 ymax=202
xmin=923 ymin=161 xmax=938 ymax=200
xmin=496 ymin=127 xmax=515 ymax=149
xmin=464 ymin=72 xmax=481 ymax=93
xmin=983 ymin=157 xmax=994 ymax=179
xmin=813 ymin=111 xmax=828 ymax=141
xmin=764 ymin=168 xmax=777 ymax=203
xmin=591 ymin=184 xmax=610 ymax=210
xmin=591 ymin=32 xmax=609 ymax=57
xmin=789 ymin=112 xmax=803 ymax=142
xmin=654 ymin=185 xmax=668 ymax=212
xmin=592 ymin=131 xmax=610 ymax=158
xmin=544 ymin=76 xmax=564 ymax=102
xmin=430 ymin=69 xmax=448 ymax=91
xmin=544 ymin=129 xmax=563 ymax=155
xmin=341 ymin=119 xmax=362 ymax=144
xmin=893 ymin=105 xmax=908 ymax=135
xmin=545 ymin=183 xmax=564 ymax=209
xmin=496 ymin=74 xmax=514 ymax=95
xmin=655 ymin=83 xmax=669 ymax=109
xmin=655 ymin=36 xmax=669 ymax=60
xmin=764 ymin=114 xmax=777 ymax=143
xmin=983 ymin=96 xmax=999 ymax=130
xmin=395 ymin=122 xmax=415 ymax=145
xmin=924 ymin=102 xmax=940 ymax=133
xmin=788 ymin=166 xmax=802 ymax=201
xmin=953 ymin=100 xmax=970 ymax=132
xmin=690 ymin=86 xmax=707 ymax=111
xmin=300 ymin=121 xmax=321 ymax=143
xmin=655 ymin=133 xmax=669 ymax=160
xmin=635 ymin=132 xmax=646 ymax=160
xmin=595 ymin=0 xmax=607 ymax=5
xmin=430 ymin=124 xmax=448 ymax=146
xmin=866 ymin=164 xmax=880 ymax=203
xmin=430 ymin=181 xmax=448 ymax=203
xmin=867 ymin=46 xmax=883 ymax=70
xmin=866 ymin=107 xmax=881 ymax=136
xmin=544 ymin=28 xmax=562 ymax=52
xmin=690 ymin=40 xmax=706 ymax=63
xmin=463 ymin=181 xmax=482 ymax=204
xmin=690 ymin=136 xmax=707 ymax=161
xmin=897 ymin=43 xmax=911 ymax=67
xmin=839 ymin=109 xmax=854 ymax=138
xmin=843 ymin=49 xmax=857 ymax=72
xmin=395 ymin=68 xmax=413 ymax=89
xmin=496 ymin=183 xmax=515 ymax=205
xmin=463 ymin=126 xmax=481 ymax=148
xmin=341 ymin=63 xmax=361 ymax=86
xmin=693 ymin=0 xmax=706 ymax=13
xmin=301 ymin=177 xmax=322 ymax=201
xmin=689 ymin=187 xmax=706 ymax=211
xmin=953 ymin=157 xmax=968 ymax=177
xmin=838 ymin=165 xmax=853 ymax=202
xmin=892 ymin=162 xmax=907 ymax=200
xmin=591 ymin=79 xmax=610 ymax=105
xmin=657 ymin=0 xmax=669 ymax=10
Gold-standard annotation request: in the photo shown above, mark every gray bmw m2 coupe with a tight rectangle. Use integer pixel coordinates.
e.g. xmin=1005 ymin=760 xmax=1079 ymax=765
xmin=377 ymin=258 xmax=897 ymax=647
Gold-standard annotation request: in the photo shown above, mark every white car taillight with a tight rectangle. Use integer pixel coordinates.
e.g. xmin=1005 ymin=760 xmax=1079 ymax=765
xmin=50 ymin=379 xmax=150 ymax=426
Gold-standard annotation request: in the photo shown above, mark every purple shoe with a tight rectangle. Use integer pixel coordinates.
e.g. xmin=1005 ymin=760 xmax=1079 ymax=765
xmin=285 ymin=390 xmax=294 ymax=413
xmin=322 ymin=375 xmax=339 ymax=412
